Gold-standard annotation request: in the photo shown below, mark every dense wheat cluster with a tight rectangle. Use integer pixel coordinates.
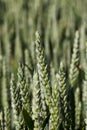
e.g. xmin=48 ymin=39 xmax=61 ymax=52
xmin=0 ymin=0 xmax=87 ymax=130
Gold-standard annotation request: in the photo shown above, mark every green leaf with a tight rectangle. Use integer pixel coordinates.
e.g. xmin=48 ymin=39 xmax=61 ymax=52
xmin=22 ymin=108 xmax=34 ymax=130
xmin=42 ymin=114 xmax=50 ymax=130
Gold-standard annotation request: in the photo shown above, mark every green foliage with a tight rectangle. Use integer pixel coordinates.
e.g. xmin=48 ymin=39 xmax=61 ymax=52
xmin=22 ymin=108 xmax=34 ymax=130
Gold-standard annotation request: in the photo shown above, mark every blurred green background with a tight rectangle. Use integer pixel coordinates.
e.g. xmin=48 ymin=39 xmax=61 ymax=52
xmin=0 ymin=0 xmax=87 ymax=70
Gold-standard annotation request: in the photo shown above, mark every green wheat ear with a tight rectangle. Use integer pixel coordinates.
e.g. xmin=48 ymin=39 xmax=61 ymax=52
xmin=32 ymin=72 xmax=42 ymax=130
xmin=17 ymin=63 xmax=28 ymax=108
xmin=82 ymin=66 xmax=87 ymax=130
xmin=10 ymin=73 xmax=19 ymax=129
xmin=49 ymin=73 xmax=59 ymax=130
xmin=35 ymin=31 xmax=52 ymax=108
xmin=69 ymin=31 xmax=80 ymax=87
xmin=59 ymin=62 xmax=71 ymax=130
xmin=75 ymin=87 xmax=81 ymax=129
xmin=4 ymin=107 xmax=11 ymax=130
xmin=17 ymin=63 xmax=28 ymax=129
xmin=10 ymin=65 xmax=25 ymax=129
